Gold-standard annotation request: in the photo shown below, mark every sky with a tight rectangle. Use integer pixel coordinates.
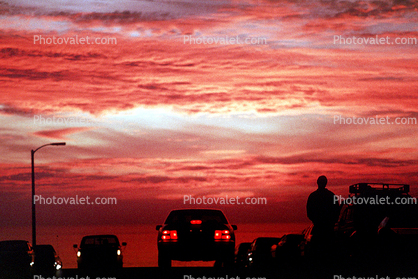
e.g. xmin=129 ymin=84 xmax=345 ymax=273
xmin=1 ymin=0 xmax=418 ymax=248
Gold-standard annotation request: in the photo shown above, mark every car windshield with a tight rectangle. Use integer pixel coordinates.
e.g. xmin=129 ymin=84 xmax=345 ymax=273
xmin=81 ymin=236 xmax=119 ymax=247
xmin=0 ymin=241 xmax=29 ymax=251
xmin=165 ymin=210 xmax=228 ymax=224
xmin=255 ymin=238 xmax=281 ymax=248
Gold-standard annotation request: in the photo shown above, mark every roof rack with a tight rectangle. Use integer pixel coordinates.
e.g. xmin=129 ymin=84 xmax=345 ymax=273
xmin=349 ymin=183 xmax=410 ymax=195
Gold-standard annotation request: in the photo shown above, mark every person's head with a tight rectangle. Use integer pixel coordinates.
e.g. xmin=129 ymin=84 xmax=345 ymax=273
xmin=317 ymin=175 xmax=327 ymax=189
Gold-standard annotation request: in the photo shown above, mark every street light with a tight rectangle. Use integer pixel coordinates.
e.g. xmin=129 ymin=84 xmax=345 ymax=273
xmin=31 ymin=142 xmax=66 ymax=247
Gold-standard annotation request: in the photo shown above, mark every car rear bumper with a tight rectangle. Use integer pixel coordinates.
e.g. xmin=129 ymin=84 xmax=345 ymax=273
xmin=158 ymin=241 xmax=235 ymax=261
xmin=77 ymin=256 xmax=123 ymax=269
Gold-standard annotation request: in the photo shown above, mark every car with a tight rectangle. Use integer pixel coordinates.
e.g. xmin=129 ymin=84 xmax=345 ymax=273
xmin=156 ymin=208 xmax=237 ymax=267
xmin=73 ymin=235 xmax=126 ymax=273
xmin=246 ymin=237 xmax=281 ymax=268
xmin=234 ymin=242 xmax=251 ymax=267
xmin=33 ymin=244 xmax=62 ymax=276
xmin=334 ymin=183 xmax=418 ymax=267
xmin=271 ymin=233 xmax=304 ymax=265
xmin=0 ymin=240 xmax=34 ymax=275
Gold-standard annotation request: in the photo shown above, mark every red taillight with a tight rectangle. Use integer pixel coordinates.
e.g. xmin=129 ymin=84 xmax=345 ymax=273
xmin=161 ymin=230 xmax=178 ymax=240
xmin=190 ymin=220 xmax=202 ymax=225
xmin=214 ymin=230 xmax=232 ymax=240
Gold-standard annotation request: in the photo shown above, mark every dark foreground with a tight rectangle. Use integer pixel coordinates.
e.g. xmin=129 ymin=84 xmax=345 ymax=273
xmin=2 ymin=264 xmax=418 ymax=279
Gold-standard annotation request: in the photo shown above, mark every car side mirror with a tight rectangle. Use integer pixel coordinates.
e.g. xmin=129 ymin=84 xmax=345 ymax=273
xmin=156 ymin=225 xmax=162 ymax=230
xmin=122 ymin=242 xmax=127 ymax=246
xmin=73 ymin=244 xmax=77 ymax=248
xmin=232 ymin=225 xmax=237 ymax=231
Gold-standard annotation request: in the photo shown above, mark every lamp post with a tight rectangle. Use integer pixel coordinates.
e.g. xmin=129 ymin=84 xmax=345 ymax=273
xmin=31 ymin=142 xmax=66 ymax=247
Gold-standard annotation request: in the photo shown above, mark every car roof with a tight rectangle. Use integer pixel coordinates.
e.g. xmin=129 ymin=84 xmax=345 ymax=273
xmin=0 ymin=240 xmax=29 ymax=244
xmin=283 ymin=234 xmax=304 ymax=238
xmin=255 ymin=237 xmax=281 ymax=240
xmin=169 ymin=208 xmax=224 ymax=213
xmin=34 ymin=244 xmax=54 ymax=250
xmin=253 ymin=237 xmax=282 ymax=244
xmin=81 ymin=234 xmax=119 ymax=239
xmin=349 ymin=183 xmax=410 ymax=196
xmin=0 ymin=240 xmax=30 ymax=251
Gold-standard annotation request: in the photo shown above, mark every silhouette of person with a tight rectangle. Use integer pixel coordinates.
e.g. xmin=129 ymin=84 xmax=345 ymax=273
xmin=306 ymin=175 xmax=340 ymax=261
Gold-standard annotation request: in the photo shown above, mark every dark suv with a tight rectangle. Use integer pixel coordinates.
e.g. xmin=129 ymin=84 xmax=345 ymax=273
xmin=74 ymin=235 xmax=126 ymax=273
xmin=156 ymin=209 xmax=237 ymax=267
xmin=0 ymin=240 xmax=34 ymax=275
xmin=334 ymin=183 xmax=418 ymax=267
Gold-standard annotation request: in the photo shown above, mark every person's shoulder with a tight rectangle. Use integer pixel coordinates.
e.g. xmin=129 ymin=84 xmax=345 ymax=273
xmin=323 ymin=188 xmax=337 ymax=196
xmin=307 ymin=190 xmax=315 ymax=201
xmin=308 ymin=189 xmax=319 ymax=195
xmin=308 ymin=189 xmax=321 ymax=199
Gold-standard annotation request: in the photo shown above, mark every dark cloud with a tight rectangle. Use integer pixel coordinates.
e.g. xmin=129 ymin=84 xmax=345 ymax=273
xmin=0 ymin=68 xmax=70 ymax=80
xmin=33 ymin=127 xmax=92 ymax=139
xmin=0 ymin=104 xmax=34 ymax=116
xmin=0 ymin=47 xmax=107 ymax=60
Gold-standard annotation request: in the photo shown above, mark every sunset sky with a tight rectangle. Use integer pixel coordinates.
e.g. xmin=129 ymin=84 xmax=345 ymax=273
xmin=1 ymin=0 xmax=418 ymax=262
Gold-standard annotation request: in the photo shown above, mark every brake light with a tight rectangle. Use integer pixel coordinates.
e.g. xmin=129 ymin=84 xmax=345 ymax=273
xmin=190 ymin=220 xmax=202 ymax=225
xmin=162 ymin=230 xmax=178 ymax=240
xmin=214 ymin=230 xmax=231 ymax=240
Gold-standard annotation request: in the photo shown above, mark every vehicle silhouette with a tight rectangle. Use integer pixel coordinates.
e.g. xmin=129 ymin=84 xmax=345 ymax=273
xmin=73 ymin=234 xmax=126 ymax=274
xmin=271 ymin=233 xmax=304 ymax=265
xmin=234 ymin=242 xmax=251 ymax=268
xmin=334 ymin=183 xmax=418 ymax=270
xmin=0 ymin=240 xmax=34 ymax=276
xmin=246 ymin=237 xmax=281 ymax=268
xmin=156 ymin=209 xmax=237 ymax=267
xmin=33 ymin=244 xmax=62 ymax=276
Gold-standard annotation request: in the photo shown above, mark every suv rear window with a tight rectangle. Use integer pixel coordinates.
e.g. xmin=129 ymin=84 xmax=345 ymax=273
xmin=81 ymin=236 xmax=119 ymax=247
xmin=385 ymin=204 xmax=418 ymax=228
